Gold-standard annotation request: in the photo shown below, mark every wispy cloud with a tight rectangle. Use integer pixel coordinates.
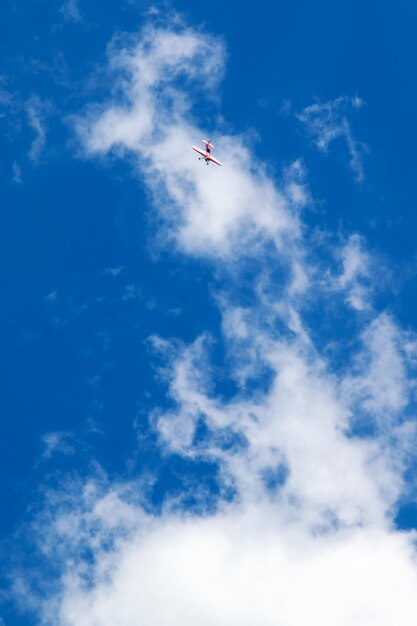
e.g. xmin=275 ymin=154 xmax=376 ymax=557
xmin=343 ymin=313 xmax=417 ymax=426
xmin=0 ymin=79 xmax=20 ymax=127
xmin=12 ymin=161 xmax=22 ymax=184
xmin=106 ymin=266 xmax=125 ymax=276
xmin=0 ymin=81 xmax=52 ymax=167
xmin=123 ymin=283 xmax=141 ymax=301
xmin=59 ymin=0 xmax=82 ymax=23
xmin=41 ymin=431 xmax=75 ymax=460
xmin=45 ymin=290 xmax=58 ymax=302
xmin=335 ymin=233 xmax=372 ymax=310
xmin=297 ymin=95 xmax=367 ymax=181
xmin=26 ymin=94 xmax=50 ymax=163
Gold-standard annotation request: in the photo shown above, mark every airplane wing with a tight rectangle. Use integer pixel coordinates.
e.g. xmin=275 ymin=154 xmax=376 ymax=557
xmin=192 ymin=146 xmax=207 ymax=158
xmin=192 ymin=145 xmax=223 ymax=166
xmin=208 ymin=155 xmax=223 ymax=166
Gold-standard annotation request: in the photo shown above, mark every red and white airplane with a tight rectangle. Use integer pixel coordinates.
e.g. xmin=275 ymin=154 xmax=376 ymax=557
xmin=192 ymin=140 xmax=223 ymax=166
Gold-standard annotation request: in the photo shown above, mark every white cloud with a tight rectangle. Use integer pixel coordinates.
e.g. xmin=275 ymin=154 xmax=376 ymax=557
xmin=0 ymin=84 xmax=51 ymax=167
xmin=26 ymin=94 xmax=49 ymax=163
xmin=75 ymin=24 xmax=303 ymax=267
xmin=12 ymin=161 xmax=23 ymax=184
xmin=41 ymin=431 xmax=75 ymax=459
xmin=16 ymin=17 xmax=417 ymax=626
xmin=106 ymin=266 xmax=125 ymax=276
xmin=123 ymin=283 xmax=141 ymax=301
xmin=46 ymin=290 xmax=58 ymax=301
xmin=25 ymin=480 xmax=417 ymax=626
xmin=338 ymin=234 xmax=369 ymax=288
xmin=153 ymin=323 xmax=408 ymax=528
xmin=0 ymin=77 xmax=15 ymax=113
xmin=297 ymin=96 xmax=367 ymax=181
xmin=59 ymin=0 xmax=82 ymax=23
xmin=336 ymin=233 xmax=372 ymax=310
xmin=343 ymin=313 xmax=417 ymax=428
xmin=280 ymin=97 xmax=292 ymax=114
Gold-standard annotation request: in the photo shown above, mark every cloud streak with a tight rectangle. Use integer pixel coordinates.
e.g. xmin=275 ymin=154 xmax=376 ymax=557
xmin=26 ymin=95 xmax=49 ymax=163
xmin=297 ymin=96 xmax=367 ymax=181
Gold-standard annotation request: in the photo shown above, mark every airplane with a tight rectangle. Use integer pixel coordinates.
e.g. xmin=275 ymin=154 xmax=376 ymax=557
xmin=192 ymin=139 xmax=223 ymax=166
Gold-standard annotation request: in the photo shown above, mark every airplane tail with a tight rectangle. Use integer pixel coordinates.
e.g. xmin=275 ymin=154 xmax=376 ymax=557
xmin=202 ymin=139 xmax=214 ymax=149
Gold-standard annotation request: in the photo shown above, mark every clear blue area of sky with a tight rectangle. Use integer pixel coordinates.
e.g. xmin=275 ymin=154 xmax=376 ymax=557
xmin=1 ymin=1 xmax=417 ymax=623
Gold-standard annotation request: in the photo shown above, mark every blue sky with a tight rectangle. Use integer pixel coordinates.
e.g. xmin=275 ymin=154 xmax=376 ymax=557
xmin=2 ymin=1 xmax=417 ymax=625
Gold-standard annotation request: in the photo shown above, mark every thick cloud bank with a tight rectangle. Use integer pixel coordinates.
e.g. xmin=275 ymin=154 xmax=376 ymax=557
xmin=21 ymin=17 xmax=417 ymax=626
xmin=48 ymin=499 xmax=417 ymax=626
